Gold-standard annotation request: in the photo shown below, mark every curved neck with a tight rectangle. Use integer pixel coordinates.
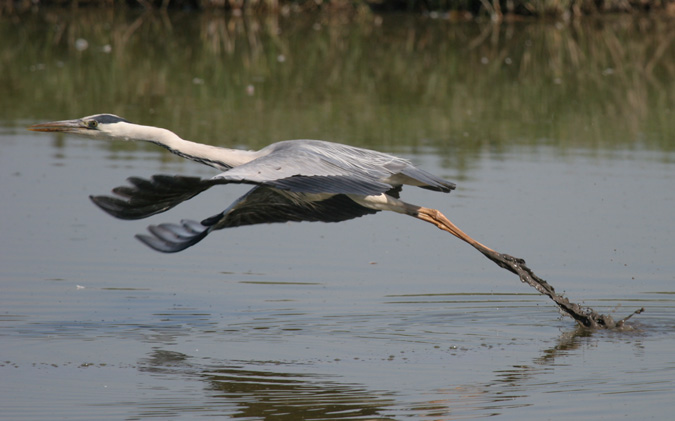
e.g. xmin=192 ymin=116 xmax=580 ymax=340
xmin=115 ymin=122 xmax=259 ymax=170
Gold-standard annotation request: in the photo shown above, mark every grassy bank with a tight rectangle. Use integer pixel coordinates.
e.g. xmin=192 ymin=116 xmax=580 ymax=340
xmin=3 ymin=10 xmax=673 ymax=159
xmin=3 ymin=0 xmax=674 ymax=18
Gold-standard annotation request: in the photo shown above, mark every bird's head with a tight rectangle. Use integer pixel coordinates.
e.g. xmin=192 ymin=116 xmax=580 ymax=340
xmin=28 ymin=114 xmax=131 ymax=140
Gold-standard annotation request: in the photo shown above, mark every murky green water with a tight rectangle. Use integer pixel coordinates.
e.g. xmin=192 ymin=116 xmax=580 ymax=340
xmin=1 ymin=10 xmax=675 ymax=420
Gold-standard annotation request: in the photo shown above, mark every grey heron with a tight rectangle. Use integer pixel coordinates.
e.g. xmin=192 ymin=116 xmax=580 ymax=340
xmin=29 ymin=114 xmax=643 ymax=328
xmin=29 ymin=113 xmax=491 ymax=254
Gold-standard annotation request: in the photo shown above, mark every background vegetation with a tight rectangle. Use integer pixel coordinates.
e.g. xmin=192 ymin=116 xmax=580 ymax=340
xmin=2 ymin=10 xmax=673 ymax=169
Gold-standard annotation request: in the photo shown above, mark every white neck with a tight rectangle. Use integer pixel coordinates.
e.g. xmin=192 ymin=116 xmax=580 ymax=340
xmin=110 ymin=122 xmax=260 ymax=170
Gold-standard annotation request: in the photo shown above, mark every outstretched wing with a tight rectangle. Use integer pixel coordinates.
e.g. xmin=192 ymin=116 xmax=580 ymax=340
xmin=90 ymin=140 xmax=454 ymax=223
xmin=210 ymin=140 xmax=455 ymax=195
xmin=135 ymin=185 xmax=391 ymax=253
xmin=90 ymin=175 xmax=221 ymax=220
xmin=206 ymin=186 xmax=388 ymax=229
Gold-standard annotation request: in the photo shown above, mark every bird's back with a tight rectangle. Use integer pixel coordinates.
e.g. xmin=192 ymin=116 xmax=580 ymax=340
xmin=261 ymin=139 xmax=455 ymax=192
xmin=211 ymin=139 xmax=454 ymax=195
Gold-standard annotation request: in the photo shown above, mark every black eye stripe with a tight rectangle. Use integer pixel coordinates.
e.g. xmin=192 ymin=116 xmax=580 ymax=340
xmin=90 ymin=114 xmax=129 ymax=125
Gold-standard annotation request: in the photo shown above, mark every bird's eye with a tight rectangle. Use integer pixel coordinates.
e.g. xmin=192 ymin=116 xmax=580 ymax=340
xmin=85 ymin=120 xmax=98 ymax=129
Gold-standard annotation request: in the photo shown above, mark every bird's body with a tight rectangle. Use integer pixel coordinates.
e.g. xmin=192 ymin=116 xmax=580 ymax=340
xmin=29 ymin=114 xmax=489 ymax=253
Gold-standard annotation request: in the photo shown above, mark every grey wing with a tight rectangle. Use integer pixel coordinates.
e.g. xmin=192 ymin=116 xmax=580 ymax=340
xmin=136 ymin=186 xmax=383 ymax=253
xmin=211 ymin=140 xmax=454 ymax=195
xmin=212 ymin=151 xmax=390 ymax=195
xmin=207 ymin=186 xmax=382 ymax=229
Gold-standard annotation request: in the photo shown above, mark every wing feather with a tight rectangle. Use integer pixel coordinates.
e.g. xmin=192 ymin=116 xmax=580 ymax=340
xmin=207 ymin=186 xmax=380 ymax=229
xmin=90 ymin=175 xmax=220 ymax=220
xmin=210 ymin=140 xmax=454 ymax=195
xmin=135 ymin=186 xmax=383 ymax=253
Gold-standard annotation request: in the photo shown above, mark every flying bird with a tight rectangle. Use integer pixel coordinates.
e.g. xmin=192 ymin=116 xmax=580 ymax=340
xmin=31 ymin=115 xmax=638 ymax=328
xmin=29 ymin=114 xmax=492 ymax=254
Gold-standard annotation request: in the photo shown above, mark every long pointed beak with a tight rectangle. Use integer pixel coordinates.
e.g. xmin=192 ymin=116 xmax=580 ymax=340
xmin=28 ymin=119 xmax=85 ymax=133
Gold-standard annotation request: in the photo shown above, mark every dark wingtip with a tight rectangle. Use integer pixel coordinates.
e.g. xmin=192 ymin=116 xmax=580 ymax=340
xmin=90 ymin=194 xmax=150 ymax=220
xmin=90 ymin=194 xmax=121 ymax=217
xmin=135 ymin=220 xmax=210 ymax=253
xmin=90 ymin=175 xmax=218 ymax=221
xmin=135 ymin=233 xmax=183 ymax=253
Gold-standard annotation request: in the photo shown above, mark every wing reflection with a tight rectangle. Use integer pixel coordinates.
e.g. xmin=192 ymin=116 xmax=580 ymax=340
xmin=133 ymin=328 xmax=598 ymax=420
xmin=123 ymin=308 xmax=650 ymax=420
xmin=137 ymin=349 xmax=396 ymax=420
xmin=206 ymin=366 xmax=395 ymax=420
